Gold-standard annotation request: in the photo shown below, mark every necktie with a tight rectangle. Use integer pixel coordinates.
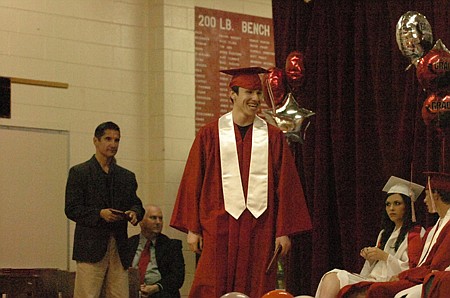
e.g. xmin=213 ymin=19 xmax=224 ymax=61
xmin=138 ymin=240 xmax=151 ymax=284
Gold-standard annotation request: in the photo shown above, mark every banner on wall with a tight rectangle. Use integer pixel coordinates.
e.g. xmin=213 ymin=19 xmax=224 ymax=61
xmin=195 ymin=7 xmax=275 ymax=131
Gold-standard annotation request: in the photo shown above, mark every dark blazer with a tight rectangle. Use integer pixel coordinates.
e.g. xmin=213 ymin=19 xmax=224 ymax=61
xmin=65 ymin=155 xmax=145 ymax=268
xmin=127 ymin=233 xmax=185 ymax=298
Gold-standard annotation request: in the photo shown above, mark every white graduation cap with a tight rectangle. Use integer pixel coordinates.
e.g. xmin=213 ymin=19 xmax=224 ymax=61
xmin=382 ymin=176 xmax=425 ymax=222
xmin=382 ymin=176 xmax=424 ymax=202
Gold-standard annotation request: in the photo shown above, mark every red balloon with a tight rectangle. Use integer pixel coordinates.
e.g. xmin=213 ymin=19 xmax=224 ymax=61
xmin=261 ymin=289 xmax=295 ymax=298
xmin=421 ymin=93 xmax=450 ymax=126
xmin=416 ymin=39 xmax=450 ymax=93
xmin=263 ymin=67 xmax=286 ymax=108
xmin=285 ymin=51 xmax=305 ymax=92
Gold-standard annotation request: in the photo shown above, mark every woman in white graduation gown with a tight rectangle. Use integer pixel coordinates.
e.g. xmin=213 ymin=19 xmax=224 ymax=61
xmin=314 ymin=176 xmax=425 ymax=298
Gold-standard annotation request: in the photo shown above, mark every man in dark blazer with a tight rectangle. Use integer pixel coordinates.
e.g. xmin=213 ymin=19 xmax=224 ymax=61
xmin=127 ymin=204 xmax=185 ymax=298
xmin=65 ymin=121 xmax=145 ymax=298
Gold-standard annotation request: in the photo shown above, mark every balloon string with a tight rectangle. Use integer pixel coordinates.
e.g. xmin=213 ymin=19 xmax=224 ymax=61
xmin=410 ymin=163 xmax=416 ymax=222
xmin=442 ymin=135 xmax=445 ymax=172
xmin=410 ymin=65 xmax=418 ymax=181
xmin=303 ymin=121 xmax=311 ymax=141
xmin=266 ymin=77 xmax=277 ymax=114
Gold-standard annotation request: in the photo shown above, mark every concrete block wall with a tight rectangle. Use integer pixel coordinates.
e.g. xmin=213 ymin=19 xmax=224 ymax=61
xmin=0 ymin=0 xmax=272 ymax=296
xmin=0 ymin=0 xmax=150 ymax=272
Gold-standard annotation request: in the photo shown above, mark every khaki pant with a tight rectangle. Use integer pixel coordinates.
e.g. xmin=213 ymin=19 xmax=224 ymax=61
xmin=74 ymin=237 xmax=129 ymax=298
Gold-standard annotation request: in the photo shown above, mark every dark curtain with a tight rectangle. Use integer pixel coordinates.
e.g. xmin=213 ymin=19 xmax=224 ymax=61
xmin=272 ymin=0 xmax=450 ymax=296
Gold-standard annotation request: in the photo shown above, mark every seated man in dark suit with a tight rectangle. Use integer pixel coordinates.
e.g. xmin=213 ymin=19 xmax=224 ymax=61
xmin=127 ymin=204 xmax=185 ymax=298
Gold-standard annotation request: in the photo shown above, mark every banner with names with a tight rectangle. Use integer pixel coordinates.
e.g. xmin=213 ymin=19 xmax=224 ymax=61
xmin=195 ymin=7 xmax=275 ymax=131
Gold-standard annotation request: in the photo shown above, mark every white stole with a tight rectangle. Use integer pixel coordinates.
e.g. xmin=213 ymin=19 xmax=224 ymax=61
xmin=218 ymin=112 xmax=268 ymax=219
xmin=418 ymin=208 xmax=450 ymax=266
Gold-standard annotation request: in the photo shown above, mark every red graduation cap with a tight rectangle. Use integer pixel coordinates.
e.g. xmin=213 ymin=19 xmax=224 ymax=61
xmin=220 ymin=67 xmax=268 ymax=90
xmin=424 ymin=172 xmax=450 ymax=192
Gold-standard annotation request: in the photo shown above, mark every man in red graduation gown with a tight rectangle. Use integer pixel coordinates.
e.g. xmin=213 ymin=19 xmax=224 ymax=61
xmin=170 ymin=67 xmax=312 ymax=298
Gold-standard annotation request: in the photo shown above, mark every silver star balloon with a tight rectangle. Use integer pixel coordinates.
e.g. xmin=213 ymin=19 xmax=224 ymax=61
xmin=262 ymin=92 xmax=315 ymax=143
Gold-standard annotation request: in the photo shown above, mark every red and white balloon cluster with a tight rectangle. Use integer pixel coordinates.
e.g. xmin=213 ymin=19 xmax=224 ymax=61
xmin=262 ymin=51 xmax=315 ymax=143
xmin=397 ymin=11 xmax=450 ymax=130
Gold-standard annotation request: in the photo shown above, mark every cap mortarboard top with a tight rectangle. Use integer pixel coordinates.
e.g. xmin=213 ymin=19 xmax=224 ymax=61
xmin=424 ymin=172 xmax=450 ymax=192
xmin=382 ymin=176 xmax=425 ymax=202
xmin=220 ymin=67 xmax=268 ymax=90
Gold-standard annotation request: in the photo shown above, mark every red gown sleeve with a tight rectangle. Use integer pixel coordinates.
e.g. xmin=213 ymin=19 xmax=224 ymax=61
xmin=423 ymin=271 xmax=450 ymax=298
xmin=408 ymin=225 xmax=425 ymax=268
xmin=170 ymin=128 xmax=206 ymax=234
xmin=400 ymin=221 xmax=450 ymax=283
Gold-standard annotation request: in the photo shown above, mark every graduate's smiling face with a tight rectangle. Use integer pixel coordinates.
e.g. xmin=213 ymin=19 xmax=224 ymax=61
xmin=231 ymin=87 xmax=263 ymax=118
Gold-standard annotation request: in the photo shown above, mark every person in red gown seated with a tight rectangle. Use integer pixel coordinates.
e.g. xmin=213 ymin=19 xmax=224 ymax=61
xmin=311 ymin=176 xmax=425 ymax=298
xmin=361 ymin=172 xmax=450 ymax=298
